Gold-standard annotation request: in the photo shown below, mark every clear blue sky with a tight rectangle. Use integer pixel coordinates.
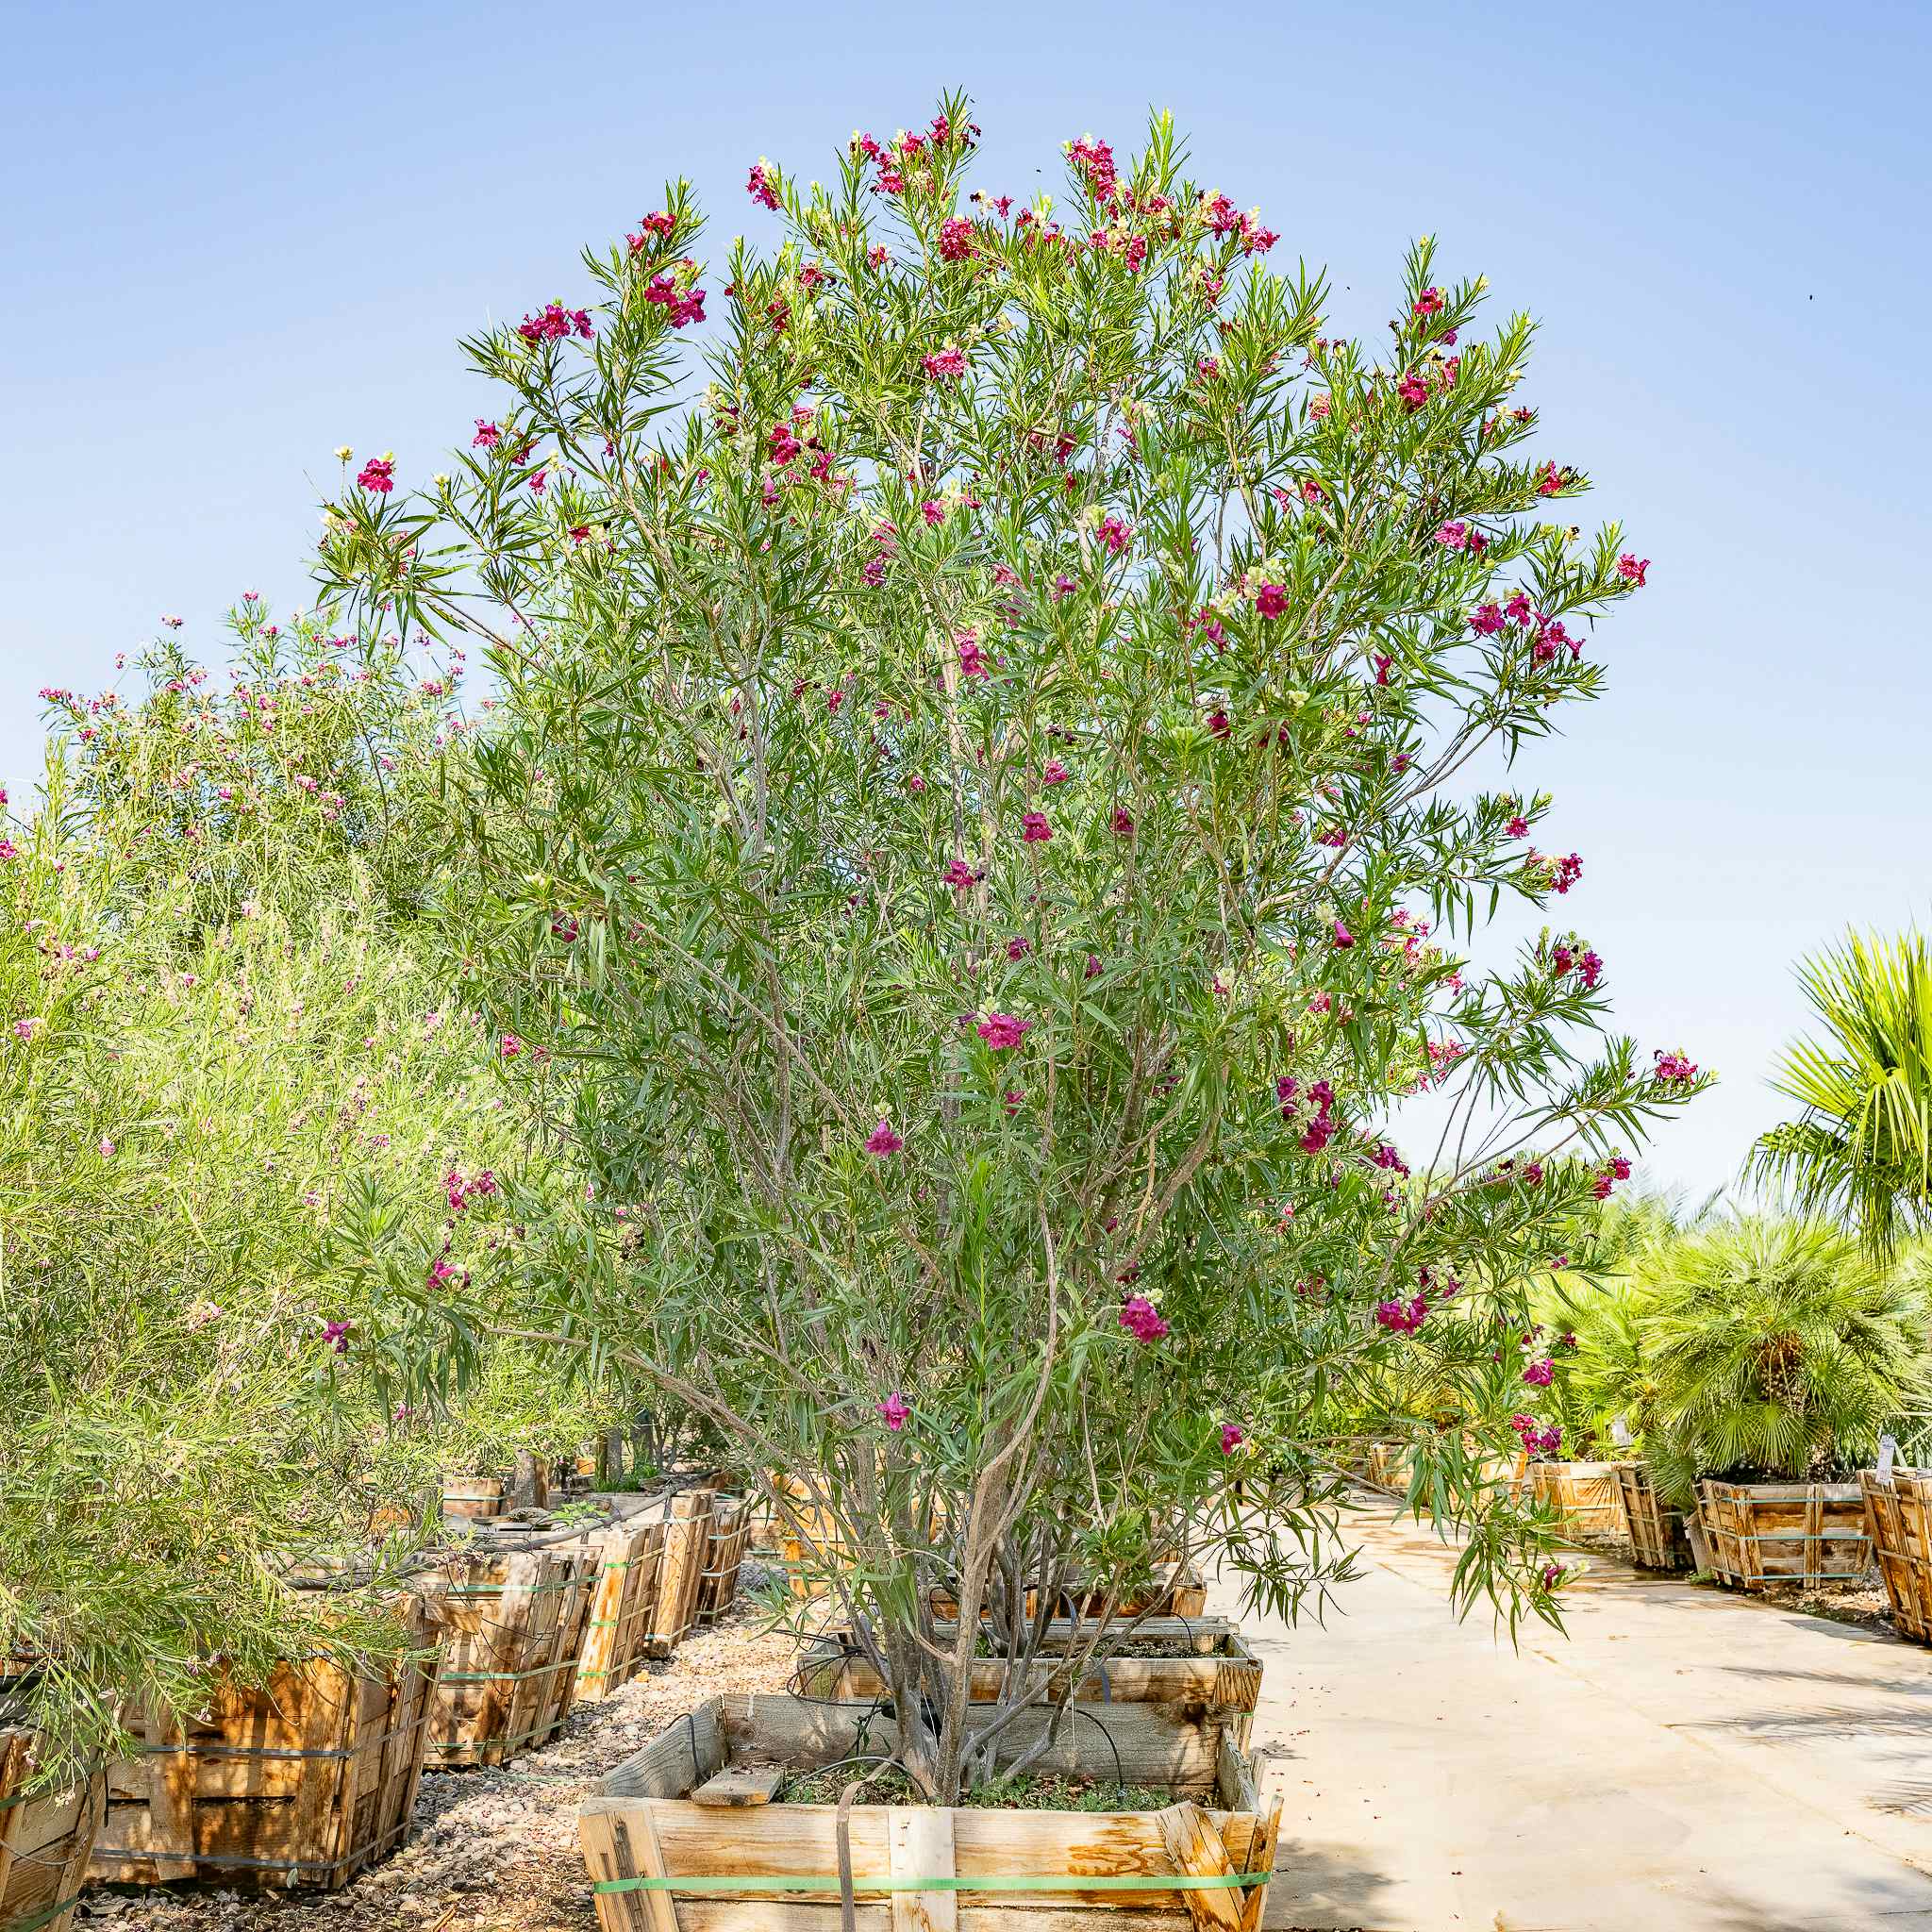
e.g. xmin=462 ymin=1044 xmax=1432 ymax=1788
xmin=5 ymin=0 xmax=1928 ymax=1199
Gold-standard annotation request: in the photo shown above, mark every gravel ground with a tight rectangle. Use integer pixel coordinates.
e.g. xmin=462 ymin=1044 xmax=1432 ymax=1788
xmin=83 ymin=1581 xmax=796 ymax=1932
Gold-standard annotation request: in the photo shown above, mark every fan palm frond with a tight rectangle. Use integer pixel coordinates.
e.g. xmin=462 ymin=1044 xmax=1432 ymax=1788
xmin=1751 ymin=931 xmax=1932 ymax=1257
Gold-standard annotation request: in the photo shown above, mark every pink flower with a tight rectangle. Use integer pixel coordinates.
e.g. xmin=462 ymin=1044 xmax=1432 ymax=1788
xmin=1085 ymin=954 xmax=1103 ymax=978
xmin=1412 ymin=287 xmax=1445 ymax=317
xmin=1332 ymin=920 xmax=1356 ymax=950
xmin=1022 ymin=811 xmax=1053 ymax=842
xmin=977 ymin=1012 xmax=1033 ymax=1050
xmin=500 ymin=1032 xmax=523 ymax=1059
xmin=746 ymin=161 xmax=780 ymax=209
xmin=1208 ymin=708 xmax=1230 ymax=739
xmin=957 ymin=631 xmax=990 ymax=679
xmin=1522 ymin=1357 xmax=1555 ymax=1389
xmin=1505 ymin=815 xmax=1530 ymax=839
xmin=1096 ymin=514 xmax=1131 ymax=555
xmin=1617 ymin=553 xmax=1650 ymax=586
xmin=1396 ymin=372 xmax=1431 ymax=411
xmin=923 ymin=347 xmax=966 ymax=381
xmin=98 ymin=1138 xmax=115 ymax=1158
xmin=1654 ymin=1048 xmax=1699 ymax=1086
xmin=321 ymin=1319 xmax=352 ymax=1355
xmin=878 ymin=1391 xmax=910 ymax=1430
xmin=1255 ymin=584 xmax=1289 ymax=620
xmin=864 ymin=1121 xmax=905 ymax=1156
xmin=356 ymin=457 xmax=394 ymax=494
xmin=1120 ymin=1295 xmax=1170 ymax=1344
xmin=1220 ymin=1422 xmax=1244 ymax=1454
xmin=1042 ymin=759 xmax=1071 ymax=785
xmin=1007 ymin=936 xmax=1030 ymax=960
xmin=1374 ymin=1295 xmax=1428 ymax=1335
xmin=938 ymin=217 xmax=974 ymax=261
xmin=941 ymin=858 xmax=978 ymax=891
xmin=1110 ymin=806 xmax=1134 ymax=837
xmin=517 ymin=302 xmax=593 ymax=344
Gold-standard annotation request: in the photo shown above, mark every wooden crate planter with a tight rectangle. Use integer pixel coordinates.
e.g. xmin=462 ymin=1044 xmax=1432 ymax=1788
xmin=1861 ymin=1470 xmax=1932 ymax=1641
xmin=800 ymin=1616 xmax=1262 ymax=1753
xmin=694 ymin=1497 xmax=753 ymax=1626
xmin=580 ymin=1693 xmax=1282 ymax=1931
xmin=412 ymin=1549 xmax=598 ymax=1767
xmin=1528 ymin=1461 xmax=1629 ymax=1541
xmin=89 ymin=1604 xmax=441 ymax=1891
xmin=1612 ymin=1463 xmax=1691 ymax=1572
xmin=441 ymin=1475 xmax=506 ymax=1522
xmin=1697 ymin=1480 xmax=1874 ymax=1592
xmin=1 ymin=1727 xmax=102 ymax=1932
xmin=575 ymin=1521 xmax=669 ymax=1704
xmin=641 ymin=1490 xmax=716 ymax=1657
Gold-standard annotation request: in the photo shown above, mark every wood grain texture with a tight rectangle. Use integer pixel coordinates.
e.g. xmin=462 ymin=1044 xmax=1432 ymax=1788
xmin=1613 ymin=1463 xmax=1691 ymax=1572
xmin=87 ymin=1601 xmax=441 ymax=1891
xmin=1527 ymin=1462 xmax=1630 ymax=1541
xmin=649 ymin=1491 xmax=718 ymax=1657
xmin=889 ymin=1805 xmax=957 ymax=1932
xmin=576 ymin=1521 xmax=669 ymax=1702
xmin=693 ymin=1768 xmax=785 ymax=1808
xmin=411 ymin=1549 xmax=597 ymax=1767
xmin=0 ymin=1728 xmax=103 ymax=1932
xmin=1862 ymin=1470 xmax=1932 ymax=1641
xmin=1696 ymin=1481 xmax=1873 ymax=1591
xmin=578 ymin=1693 xmax=1281 ymax=1927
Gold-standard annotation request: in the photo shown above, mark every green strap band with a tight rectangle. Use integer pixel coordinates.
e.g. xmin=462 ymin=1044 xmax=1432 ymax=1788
xmin=596 ymin=1873 xmax=1261 ymax=1896
xmin=4 ymin=1893 xmax=82 ymax=1932
xmin=441 ymin=1660 xmax=576 ymax=1685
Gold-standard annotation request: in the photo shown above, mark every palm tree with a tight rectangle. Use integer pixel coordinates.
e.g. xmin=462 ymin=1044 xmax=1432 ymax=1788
xmin=1752 ymin=930 xmax=1932 ymax=1257
xmin=1641 ymin=1218 xmax=1929 ymax=1507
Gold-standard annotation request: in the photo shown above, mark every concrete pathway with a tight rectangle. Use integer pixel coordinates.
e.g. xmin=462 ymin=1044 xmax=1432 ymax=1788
xmin=1217 ymin=1498 xmax=1932 ymax=1931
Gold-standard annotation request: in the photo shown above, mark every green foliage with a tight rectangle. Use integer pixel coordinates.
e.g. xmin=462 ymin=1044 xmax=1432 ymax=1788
xmin=316 ymin=100 xmax=1703 ymax=1797
xmin=0 ymin=608 xmax=580 ymax=1777
xmin=1752 ymin=930 xmax=1932 ymax=1257
xmin=1638 ymin=1219 xmax=1930 ymax=1507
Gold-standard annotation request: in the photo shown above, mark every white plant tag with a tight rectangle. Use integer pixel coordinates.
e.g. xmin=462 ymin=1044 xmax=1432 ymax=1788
xmin=1610 ymin=1413 xmax=1633 ymax=1447
xmin=1878 ymin=1433 xmax=1898 ymax=1479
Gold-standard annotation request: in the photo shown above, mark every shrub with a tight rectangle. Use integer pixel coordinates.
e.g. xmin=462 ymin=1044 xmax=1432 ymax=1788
xmin=0 ymin=608 xmax=571 ymax=1774
xmin=318 ymin=98 xmax=1703 ymax=1801
xmin=1640 ymin=1218 xmax=1930 ymax=1507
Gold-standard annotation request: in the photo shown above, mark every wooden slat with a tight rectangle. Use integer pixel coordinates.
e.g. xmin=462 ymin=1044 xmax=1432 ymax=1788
xmin=1156 ymin=1802 xmax=1244 ymax=1932
xmin=692 ymin=1767 xmax=785 ymax=1807
xmin=890 ymin=1803 xmax=958 ymax=1932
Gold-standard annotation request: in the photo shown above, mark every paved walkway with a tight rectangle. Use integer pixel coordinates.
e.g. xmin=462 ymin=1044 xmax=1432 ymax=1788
xmin=1217 ymin=1498 xmax=1932 ymax=1931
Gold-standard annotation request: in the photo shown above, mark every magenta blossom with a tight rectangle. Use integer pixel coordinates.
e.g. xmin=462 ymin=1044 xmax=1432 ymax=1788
xmin=1022 ymin=811 xmax=1053 ymax=842
xmin=977 ymin=1012 xmax=1033 ymax=1050
xmin=864 ymin=1121 xmax=904 ymax=1156
xmin=356 ymin=457 xmax=394 ymax=494
xmin=878 ymin=1391 xmax=910 ymax=1430
xmin=1522 ymin=1357 xmax=1555 ymax=1388
xmin=922 ymin=347 xmax=966 ymax=381
xmin=1255 ymin=583 xmax=1289 ymax=620
xmin=321 ymin=1319 xmax=351 ymax=1354
xmin=1220 ymin=1422 xmax=1244 ymax=1455
xmin=1119 ymin=1295 xmax=1170 ymax=1344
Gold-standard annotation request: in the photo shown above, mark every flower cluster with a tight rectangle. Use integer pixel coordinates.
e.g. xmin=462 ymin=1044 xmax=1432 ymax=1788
xmin=517 ymin=301 xmax=593 ymax=344
xmin=1119 ymin=1294 xmax=1170 ymax=1344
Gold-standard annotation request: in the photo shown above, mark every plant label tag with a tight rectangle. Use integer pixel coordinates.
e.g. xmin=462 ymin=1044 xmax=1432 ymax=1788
xmin=1879 ymin=1434 xmax=1898 ymax=1479
xmin=1610 ymin=1414 xmax=1633 ymax=1447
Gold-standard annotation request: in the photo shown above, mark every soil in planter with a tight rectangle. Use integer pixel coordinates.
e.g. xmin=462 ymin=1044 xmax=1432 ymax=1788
xmin=776 ymin=1763 xmax=1174 ymax=1811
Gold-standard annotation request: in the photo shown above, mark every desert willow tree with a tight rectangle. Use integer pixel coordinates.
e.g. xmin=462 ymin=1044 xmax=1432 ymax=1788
xmin=317 ymin=99 xmax=1706 ymax=1801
